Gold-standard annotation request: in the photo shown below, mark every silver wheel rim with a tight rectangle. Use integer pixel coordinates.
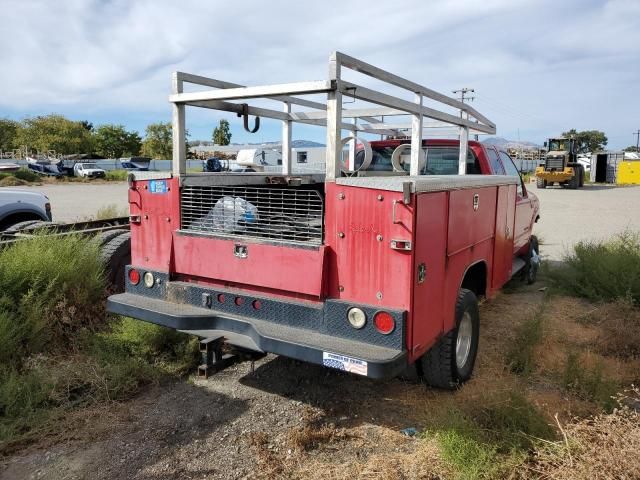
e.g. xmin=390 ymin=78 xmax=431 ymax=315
xmin=456 ymin=312 xmax=473 ymax=370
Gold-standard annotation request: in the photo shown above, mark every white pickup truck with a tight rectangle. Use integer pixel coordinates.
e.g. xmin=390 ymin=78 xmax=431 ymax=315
xmin=73 ymin=163 xmax=106 ymax=179
xmin=0 ymin=189 xmax=52 ymax=230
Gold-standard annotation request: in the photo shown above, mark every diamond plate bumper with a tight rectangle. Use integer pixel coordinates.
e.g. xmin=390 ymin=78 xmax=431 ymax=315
xmin=107 ymin=291 xmax=408 ymax=379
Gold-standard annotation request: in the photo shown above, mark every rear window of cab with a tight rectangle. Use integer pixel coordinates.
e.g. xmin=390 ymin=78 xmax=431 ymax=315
xmin=355 ymin=146 xmax=481 ymax=174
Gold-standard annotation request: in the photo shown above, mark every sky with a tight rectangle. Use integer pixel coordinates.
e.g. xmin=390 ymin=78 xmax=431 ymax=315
xmin=1 ymin=0 xmax=639 ymax=149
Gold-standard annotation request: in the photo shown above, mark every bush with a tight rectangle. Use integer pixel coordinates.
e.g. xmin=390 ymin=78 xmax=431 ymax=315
xmin=105 ymin=170 xmax=129 ymax=181
xmin=13 ymin=168 xmax=40 ymax=182
xmin=95 ymin=317 xmax=199 ymax=375
xmin=0 ymin=233 xmax=105 ymax=361
xmin=548 ymin=232 xmax=640 ymax=304
xmin=95 ymin=204 xmax=128 ymax=219
xmin=0 ymin=234 xmax=197 ymax=450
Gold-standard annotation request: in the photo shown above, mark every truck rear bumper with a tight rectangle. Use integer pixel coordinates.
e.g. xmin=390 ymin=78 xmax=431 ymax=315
xmin=107 ymin=292 xmax=407 ymax=379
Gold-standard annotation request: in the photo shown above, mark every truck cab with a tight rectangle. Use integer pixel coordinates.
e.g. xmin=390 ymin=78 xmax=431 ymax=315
xmin=107 ymin=52 xmax=540 ymax=389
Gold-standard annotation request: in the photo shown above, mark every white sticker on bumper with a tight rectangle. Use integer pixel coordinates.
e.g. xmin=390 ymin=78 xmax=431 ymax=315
xmin=322 ymin=352 xmax=368 ymax=376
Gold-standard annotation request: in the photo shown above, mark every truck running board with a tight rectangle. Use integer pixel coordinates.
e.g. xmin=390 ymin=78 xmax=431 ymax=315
xmin=511 ymin=257 xmax=527 ymax=278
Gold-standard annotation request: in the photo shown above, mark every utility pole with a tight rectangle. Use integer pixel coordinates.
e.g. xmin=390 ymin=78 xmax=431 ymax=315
xmin=633 ymin=130 xmax=640 ymax=152
xmin=453 ymin=87 xmax=476 ymax=139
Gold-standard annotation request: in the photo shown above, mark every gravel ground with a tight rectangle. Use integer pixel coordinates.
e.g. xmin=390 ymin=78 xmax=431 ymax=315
xmin=530 ymin=182 xmax=640 ymax=260
xmin=22 ymin=182 xmax=130 ymax=222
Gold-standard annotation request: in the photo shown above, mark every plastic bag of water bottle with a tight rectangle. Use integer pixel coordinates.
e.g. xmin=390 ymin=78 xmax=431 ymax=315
xmin=208 ymin=196 xmax=258 ymax=233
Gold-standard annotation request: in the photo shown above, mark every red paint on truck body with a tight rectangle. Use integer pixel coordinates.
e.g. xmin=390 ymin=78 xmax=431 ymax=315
xmin=125 ymin=137 xmax=539 ymax=367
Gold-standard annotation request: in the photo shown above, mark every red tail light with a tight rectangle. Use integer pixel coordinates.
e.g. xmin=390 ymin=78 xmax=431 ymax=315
xmin=128 ymin=269 xmax=140 ymax=285
xmin=373 ymin=311 xmax=395 ymax=334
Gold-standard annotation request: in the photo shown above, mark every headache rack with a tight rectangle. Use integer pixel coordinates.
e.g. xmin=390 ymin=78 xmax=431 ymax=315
xmin=159 ymin=51 xmax=496 ymax=245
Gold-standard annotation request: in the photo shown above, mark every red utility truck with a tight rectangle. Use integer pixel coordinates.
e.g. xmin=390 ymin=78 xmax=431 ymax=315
xmin=107 ymin=52 xmax=540 ymax=389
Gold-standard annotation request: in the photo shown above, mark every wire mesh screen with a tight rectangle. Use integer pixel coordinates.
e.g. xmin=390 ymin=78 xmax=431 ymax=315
xmin=181 ymin=185 xmax=324 ymax=246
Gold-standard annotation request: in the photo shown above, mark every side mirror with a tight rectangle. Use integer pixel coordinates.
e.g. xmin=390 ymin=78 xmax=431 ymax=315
xmin=543 ymin=141 xmax=547 ymax=147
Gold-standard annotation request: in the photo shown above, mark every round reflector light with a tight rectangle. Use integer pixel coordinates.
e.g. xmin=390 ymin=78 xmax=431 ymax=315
xmin=347 ymin=307 xmax=366 ymax=329
xmin=235 ymin=296 xmax=244 ymax=306
xmin=374 ymin=311 xmax=395 ymax=334
xmin=143 ymin=272 xmax=154 ymax=288
xmin=128 ymin=269 xmax=140 ymax=285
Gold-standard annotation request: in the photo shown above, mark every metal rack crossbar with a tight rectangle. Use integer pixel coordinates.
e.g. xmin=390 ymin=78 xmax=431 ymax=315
xmin=169 ymin=51 xmax=496 ymax=180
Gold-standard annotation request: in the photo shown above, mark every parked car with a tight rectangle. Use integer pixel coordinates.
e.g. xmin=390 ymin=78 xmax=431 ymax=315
xmin=119 ymin=157 xmax=151 ymax=171
xmin=0 ymin=189 xmax=52 ymax=231
xmin=73 ymin=163 xmax=106 ymax=178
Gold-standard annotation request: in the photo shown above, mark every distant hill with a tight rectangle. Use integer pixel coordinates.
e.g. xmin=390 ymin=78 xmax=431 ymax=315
xmin=482 ymin=137 xmax=541 ymax=149
xmin=193 ymin=139 xmax=325 ymax=148
xmin=292 ymin=140 xmax=325 ymax=148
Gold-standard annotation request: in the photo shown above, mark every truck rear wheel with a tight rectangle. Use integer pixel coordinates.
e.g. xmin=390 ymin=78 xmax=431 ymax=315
xmin=536 ymin=177 xmax=546 ymax=189
xmin=421 ymin=289 xmax=479 ymax=390
xmin=101 ymin=232 xmax=131 ymax=293
xmin=2 ymin=220 xmax=46 ymax=233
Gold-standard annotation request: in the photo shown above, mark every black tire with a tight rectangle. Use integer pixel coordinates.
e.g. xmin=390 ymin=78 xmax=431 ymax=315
xmin=536 ymin=177 xmax=546 ymax=189
xmin=3 ymin=219 xmax=46 ymax=233
xmin=93 ymin=228 xmax=129 ymax=247
xmin=101 ymin=232 xmax=131 ymax=293
xmin=398 ymin=362 xmax=423 ymax=383
xmin=579 ymin=166 xmax=585 ymax=187
xmin=523 ymin=235 xmax=540 ymax=285
xmin=421 ymin=289 xmax=480 ymax=390
xmin=568 ymin=170 xmax=579 ymax=189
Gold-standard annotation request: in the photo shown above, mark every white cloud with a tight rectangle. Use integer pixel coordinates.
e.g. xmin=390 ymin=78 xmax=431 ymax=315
xmin=0 ymin=0 xmax=638 ymax=147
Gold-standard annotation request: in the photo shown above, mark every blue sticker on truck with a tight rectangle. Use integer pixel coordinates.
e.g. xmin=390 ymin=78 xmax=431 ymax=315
xmin=149 ymin=180 xmax=168 ymax=194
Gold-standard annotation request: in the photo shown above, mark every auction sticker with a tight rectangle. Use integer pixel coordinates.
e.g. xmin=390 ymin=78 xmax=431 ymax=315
xmin=322 ymin=352 xmax=368 ymax=376
xmin=149 ymin=180 xmax=168 ymax=194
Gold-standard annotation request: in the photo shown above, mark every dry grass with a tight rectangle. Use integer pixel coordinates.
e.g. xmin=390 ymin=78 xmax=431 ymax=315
xmin=580 ymin=298 xmax=640 ymax=358
xmin=0 ymin=176 xmax=28 ymax=187
xmin=242 ymin=281 xmax=639 ymax=480
xmin=94 ymin=204 xmax=129 ymax=220
xmin=518 ymin=388 xmax=640 ymax=479
xmin=248 ymin=424 xmax=448 ymax=480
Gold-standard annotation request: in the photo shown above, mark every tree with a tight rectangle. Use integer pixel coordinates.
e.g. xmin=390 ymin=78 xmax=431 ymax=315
xmin=561 ymin=129 xmax=608 ymax=153
xmin=0 ymin=119 xmax=19 ymax=152
xmin=14 ymin=114 xmax=94 ymax=154
xmin=212 ymin=119 xmax=232 ymax=145
xmin=93 ymin=124 xmax=142 ymax=158
xmin=623 ymin=145 xmax=638 ymax=152
xmin=142 ymin=122 xmax=172 ymax=159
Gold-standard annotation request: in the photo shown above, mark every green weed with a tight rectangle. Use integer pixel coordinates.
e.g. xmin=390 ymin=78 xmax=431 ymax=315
xmin=548 ymin=232 xmax=640 ymax=304
xmin=562 ymin=352 xmax=619 ymax=411
xmin=425 ymin=391 xmax=554 ymax=479
xmin=105 ymin=169 xmax=129 ymax=181
xmin=506 ymin=302 xmax=546 ymax=376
